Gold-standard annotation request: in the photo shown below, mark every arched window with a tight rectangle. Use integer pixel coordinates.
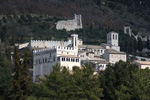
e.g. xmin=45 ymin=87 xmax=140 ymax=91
xmin=113 ymin=34 xmax=115 ymax=40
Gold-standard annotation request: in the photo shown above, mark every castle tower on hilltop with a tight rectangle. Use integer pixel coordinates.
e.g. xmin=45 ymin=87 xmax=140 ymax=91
xmin=71 ymin=34 xmax=78 ymax=49
xmin=124 ymin=26 xmax=132 ymax=36
xmin=56 ymin=14 xmax=83 ymax=31
xmin=74 ymin=14 xmax=82 ymax=28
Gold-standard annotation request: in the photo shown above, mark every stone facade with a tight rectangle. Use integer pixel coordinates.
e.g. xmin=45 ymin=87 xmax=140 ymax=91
xmin=56 ymin=14 xmax=83 ymax=31
xmin=19 ymin=31 xmax=127 ymax=81
xmin=106 ymin=32 xmax=120 ymax=51
xmin=133 ymin=60 xmax=150 ymax=69
xmin=32 ymin=34 xmax=80 ymax=82
xmin=124 ymin=26 xmax=132 ymax=36
xmin=103 ymin=49 xmax=126 ymax=64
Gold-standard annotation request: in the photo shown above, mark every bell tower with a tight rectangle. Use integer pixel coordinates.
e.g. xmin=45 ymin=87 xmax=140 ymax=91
xmin=107 ymin=31 xmax=119 ymax=46
xmin=107 ymin=31 xmax=120 ymax=51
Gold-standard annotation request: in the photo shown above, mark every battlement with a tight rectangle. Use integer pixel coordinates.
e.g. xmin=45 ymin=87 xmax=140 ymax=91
xmin=33 ymin=48 xmax=56 ymax=55
xmin=30 ymin=40 xmax=71 ymax=49
xmin=31 ymin=40 xmax=68 ymax=43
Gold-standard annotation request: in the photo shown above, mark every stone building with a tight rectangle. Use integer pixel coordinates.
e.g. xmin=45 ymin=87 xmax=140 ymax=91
xmin=103 ymin=49 xmax=126 ymax=64
xmin=19 ymin=31 xmax=127 ymax=81
xmin=56 ymin=14 xmax=83 ymax=31
xmin=133 ymin=60 xmax=150 ymax=69
xmin=32 ymin=34 xmax=80 ymax=81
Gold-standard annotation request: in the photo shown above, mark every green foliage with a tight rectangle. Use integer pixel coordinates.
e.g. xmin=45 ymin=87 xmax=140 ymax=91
xmin=119 ymin=33 xmax=137 ymax=54
xmin=0 ymin=52 xmax=12 ymax=99
xmin=115 ymin=68 xmax=150 ymax=100
xmin=9 ymin=48 xmax=32 ymax=100
xmin=132 ymin=30 xmax=138 ymax=35
xmin=100 ymin=61 xmax=150 ymax=100
xmin=31 ymin=63 xmax=103 ymax=100
xmin=100 ymin=61 xmax=139 ymax=100
xmin=141 ymin=33 xmax=145 ymax=38
xmin=137 ymin=37 xmax=143 ymax=51
xmin=27 ymin=96 xmax=49 ymax=100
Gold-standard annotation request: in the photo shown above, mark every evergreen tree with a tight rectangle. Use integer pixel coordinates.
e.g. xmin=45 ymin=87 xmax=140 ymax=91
xmin=101 ymin=61 xmax=150 ymax=100
xmin=116 ymin=68 xmax=150 ymax=100
xmin=137 ymin=37 xmax=143 ymax=52
xmin=100 ymin=61 xmax=139 ymax=100
xmin=147 ymin=37 xmax=150 ymax=49
xmin=31 ymin=63 xmax=103 ymax=100
xmin=9 ymin=48 xmax=32 ymax=100
xmin=0 ymin=53 xmax=12 ymax=100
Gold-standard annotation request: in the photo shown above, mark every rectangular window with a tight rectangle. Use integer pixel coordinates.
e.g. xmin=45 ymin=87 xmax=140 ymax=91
xmin=39 ymin=59 xmax=41 ymax=64
xmin=43 ymin=58 xmax=45 ymax=63
xmin=57 ymin=57 xmax=60 ymax=61
xmin=62 ymin=57 xmax=65 ymax=61
xmin=76 ymin=59 xmax=79 ymax=62
xmin=71 ymin=58 xmax=75 ymax=62
xmin=66 ymin=58 xmax=70 ymax=61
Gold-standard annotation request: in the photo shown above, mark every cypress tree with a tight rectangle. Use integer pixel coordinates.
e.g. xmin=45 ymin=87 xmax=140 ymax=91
xmin=137 ymin=37 xmax=143 ymax=52
xmin=9 ymin=48 xmax=32 ymax=100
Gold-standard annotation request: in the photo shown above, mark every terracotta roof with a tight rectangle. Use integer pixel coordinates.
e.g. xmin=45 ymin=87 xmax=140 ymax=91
xmin=79 ymin=45 xmax=104 ymax=49
xmin=106 ymin=49 xmax=126 ymax=54
xmin=135 ymin=60 xmax=150 ymax=65
xmin=58 ymin=55 xmax=79 ymax=58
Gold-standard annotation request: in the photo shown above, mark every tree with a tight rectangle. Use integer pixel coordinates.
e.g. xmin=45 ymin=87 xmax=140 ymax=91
xmin=116 ymin=68 xmax=150 ymax=100
xmin=100 ymin=61 xmax=139 ymax=100
xmin=72 ymin=63 xmax=103 ymax=100
xmin=0 ymin=53 xmax=12 ymax=100
xmin=137 ymin=37 xmax=143 ymax=52
xmin=31 ymin=63 xmax=103 ymax=100
xmin=9 ymin=48 xmax=32 ymax=100
xmin=101 ymin=61 xmax=150 ymax=100
xmin=147 ymin=37 xmax=150 ymax=49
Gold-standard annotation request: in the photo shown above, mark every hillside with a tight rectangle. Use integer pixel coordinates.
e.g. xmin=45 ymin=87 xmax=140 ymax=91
xmin=0 ymin=0 xmax=150 ymax=58
xmin=0 ymin=0 xmax=150 ymax=32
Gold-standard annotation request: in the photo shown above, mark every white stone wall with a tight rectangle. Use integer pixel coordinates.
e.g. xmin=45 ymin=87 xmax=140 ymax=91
xmin=106 ymin=53 xmax=126 ymax=64
xmin=30 ymin=40 xmax=71 ymax=49
xmin=107 ymin=32 xmax=119 ymax=47
xmin=56 ymin=14 xmax=83 ymax=31
xmin=88 ymin=48 xmax=105 ymax=56
xmin=124 ymin=26 xmax=132 ymax=36
xmin=58 ymin=56 xmax=81 ymax=70
xmin=111 ymin=46 xmax=120 ymax=52
xmin=140 ymin=65 xmax=150 ymax=69
xmin=19 ymin=42 xmax=29 ymax=49
xmin=78 ymin=39 xmax=83 ymax=46
xmin=33 ymin=48 xmax=57 ymax=82
xmin=97 ymin=63 xmax=107 ymax=71
xmin=56 ymin=46 xmax=78 ymax=56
